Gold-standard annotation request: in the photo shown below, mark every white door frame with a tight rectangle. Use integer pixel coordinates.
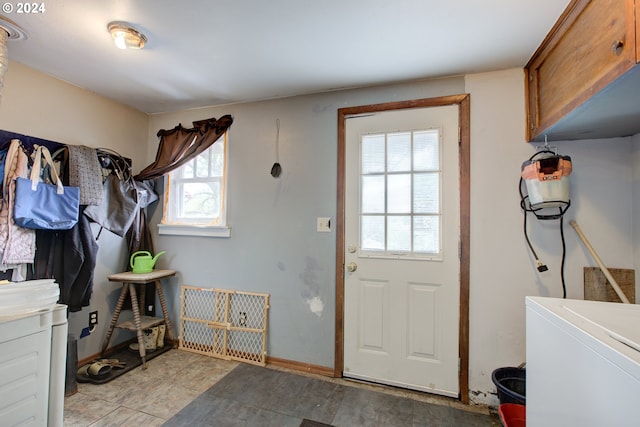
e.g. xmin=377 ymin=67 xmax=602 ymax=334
xmin=335 ymin=95 xmax=471 ymax=403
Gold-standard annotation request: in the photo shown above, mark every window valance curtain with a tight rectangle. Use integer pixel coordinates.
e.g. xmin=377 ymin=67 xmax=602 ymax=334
xmin=126 ymin=115 xmax=233 ymax=315
xmin=133 ymin=114 xmax=233 ymax=181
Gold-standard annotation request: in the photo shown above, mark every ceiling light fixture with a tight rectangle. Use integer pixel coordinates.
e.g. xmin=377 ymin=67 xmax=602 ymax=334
xmin=107 ymin=21 xmax=147 ymax=50
xmin=0 ymin=16 xmax=28 ymax=40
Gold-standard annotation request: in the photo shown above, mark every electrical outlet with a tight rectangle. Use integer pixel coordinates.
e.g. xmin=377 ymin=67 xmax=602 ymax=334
xmin=89 ymin=311 xmax=98 ymax=327
xmin=317 ymin=217 xmax=331 ymax=232
xmin=239 ymin=311 xmax=247 ymax=326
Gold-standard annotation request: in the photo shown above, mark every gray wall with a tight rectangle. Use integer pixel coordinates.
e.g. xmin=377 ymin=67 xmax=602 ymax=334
xmin=633 ymin=133 xmax=640 ymax=298
xmin=148 ymin=77 xmax=466 ymax=367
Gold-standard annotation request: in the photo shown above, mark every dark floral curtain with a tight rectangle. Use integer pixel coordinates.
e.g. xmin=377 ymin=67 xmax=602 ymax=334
xmin=134 ymin=114 xmax=233 ymax=181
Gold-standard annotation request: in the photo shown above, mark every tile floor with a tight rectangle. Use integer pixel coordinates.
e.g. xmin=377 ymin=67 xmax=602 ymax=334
xmin=64 ymin=349 xmax=239 ymax=426
xmin=64 ymin=349 xmax=500 ymax=426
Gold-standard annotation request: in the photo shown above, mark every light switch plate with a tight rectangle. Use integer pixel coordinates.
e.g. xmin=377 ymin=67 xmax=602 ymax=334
xmin=317 ymin=217 xmax=331 ymax=232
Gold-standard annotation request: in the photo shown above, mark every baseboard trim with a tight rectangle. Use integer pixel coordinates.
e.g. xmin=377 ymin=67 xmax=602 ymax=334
xmin=266 ymin=356 xmax=334 ymax=377
xmin=80 ymin=341 xmax=333 ymax=379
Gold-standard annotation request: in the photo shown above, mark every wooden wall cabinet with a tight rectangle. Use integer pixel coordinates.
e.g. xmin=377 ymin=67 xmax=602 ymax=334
xmin=525 ymin=0 xmax=640 ymax=141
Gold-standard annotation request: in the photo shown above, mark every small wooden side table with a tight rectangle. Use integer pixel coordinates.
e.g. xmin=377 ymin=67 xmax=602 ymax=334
xmin=101 ymin=269 xmax=176 ymax=369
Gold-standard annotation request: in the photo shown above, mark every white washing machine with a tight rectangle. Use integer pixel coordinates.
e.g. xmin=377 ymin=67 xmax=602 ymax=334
xmin=526 ymin=297 xmax=640 ymax=427
xmin=0 ymin=304 xmax=67 ymax=427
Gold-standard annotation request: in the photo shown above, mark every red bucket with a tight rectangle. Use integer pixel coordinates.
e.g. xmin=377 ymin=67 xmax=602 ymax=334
xmin=498 ymin=403 xmax=525 ymax=427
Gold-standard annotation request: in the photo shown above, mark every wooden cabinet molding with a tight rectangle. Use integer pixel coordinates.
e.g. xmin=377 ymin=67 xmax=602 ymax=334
xmin=525 ymin=0 xmax=639 ymax=141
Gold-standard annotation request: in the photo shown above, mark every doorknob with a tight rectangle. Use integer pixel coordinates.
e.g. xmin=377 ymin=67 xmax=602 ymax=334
xmin=346 ymin=262 xmax=357 ymax=273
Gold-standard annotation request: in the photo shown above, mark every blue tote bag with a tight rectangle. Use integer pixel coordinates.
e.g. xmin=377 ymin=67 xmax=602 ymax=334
xmin=14 ymin=146 xmax=80 ymax=230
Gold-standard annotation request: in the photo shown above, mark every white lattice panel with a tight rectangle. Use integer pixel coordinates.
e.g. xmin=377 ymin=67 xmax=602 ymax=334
xmin=179 ymin=286 xmax=269 ymax=365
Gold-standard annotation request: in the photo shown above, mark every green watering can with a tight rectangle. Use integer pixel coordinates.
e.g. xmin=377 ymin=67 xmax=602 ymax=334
xmin=130 ymin=251 xmax=166 ymax=274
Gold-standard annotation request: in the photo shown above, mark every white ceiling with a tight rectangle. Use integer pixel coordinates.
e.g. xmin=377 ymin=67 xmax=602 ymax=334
xmin=3 ymin=0 xmax=570 ymax=114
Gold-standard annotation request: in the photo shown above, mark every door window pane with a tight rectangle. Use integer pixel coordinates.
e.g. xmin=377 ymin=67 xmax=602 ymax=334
xmin=413 ymin=173 xmax=439 ymax=213
xmin=361 ymin=215 xmax=385 ymax=251
xmin=387 ymin=174 xmax=411 ymax=214
xmin=414 ymin=130 xmax=439 ymax=171
xmin=361 ymin=134 xmax=385 ymax=174
xmin=414 ymin=216 xmax=439 ymax=253
xmin=388 ymin=216 xmax=411 ymax=251
xmin=387 ymin=132 xmax=411 ymax=172
xmin=362 ymin=176 xmax=385 ymax=213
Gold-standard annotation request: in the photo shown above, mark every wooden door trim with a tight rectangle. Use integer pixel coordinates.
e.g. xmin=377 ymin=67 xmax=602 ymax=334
xmin=335 ymin=94 xmax=471 ymax=403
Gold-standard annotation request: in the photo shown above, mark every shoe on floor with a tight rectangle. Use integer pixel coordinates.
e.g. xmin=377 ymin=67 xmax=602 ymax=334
xmin=95 ymin=358 xmax=126 ymax=369
xmin=77 ymin=362 xmax=112 ymax=379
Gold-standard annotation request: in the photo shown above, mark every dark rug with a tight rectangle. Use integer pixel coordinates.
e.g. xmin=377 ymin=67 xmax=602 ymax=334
xmin=163 ymin=362 xmax=499 ymax=427
xmin=76 ymin=343 xmax=171 ymax=385
xmin=300 ymin=420 xmax=333 ymax=427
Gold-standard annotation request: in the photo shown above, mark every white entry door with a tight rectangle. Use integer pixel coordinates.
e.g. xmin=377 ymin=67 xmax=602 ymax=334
xmin=343 ymin=105 xmax=460 ymax=397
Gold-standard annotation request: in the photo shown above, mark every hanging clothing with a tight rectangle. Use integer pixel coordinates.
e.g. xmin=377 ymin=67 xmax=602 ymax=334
xmin=27 ymin=142 xmax=99 ymax=311
xmin=0 ymin=139 xmax=36 ymax=266
xmin=68 ymin=145 xmax=103 ymax=206
xmin=30 ymin=211 xmax=98 ymax=312
xmin=0 ymin=146 xmax=9 ymax=188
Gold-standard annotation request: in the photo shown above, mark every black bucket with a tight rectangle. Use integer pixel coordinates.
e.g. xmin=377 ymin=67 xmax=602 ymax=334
xmin=491 ymin=367 xmax=526 ymax=405
xmin=65 ymin=334 xmax=78 ymax=397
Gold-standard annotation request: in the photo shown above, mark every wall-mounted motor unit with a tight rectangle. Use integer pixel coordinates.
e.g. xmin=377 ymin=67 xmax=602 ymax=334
xmin=521 ymin=152 xmax=572 ymax=212
xmin=519 ymin=148 xmax=573 ymax=298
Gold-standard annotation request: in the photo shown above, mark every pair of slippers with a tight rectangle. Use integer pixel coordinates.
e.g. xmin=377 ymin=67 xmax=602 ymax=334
xmin=77 ymin=358 xmax=126 ymax=380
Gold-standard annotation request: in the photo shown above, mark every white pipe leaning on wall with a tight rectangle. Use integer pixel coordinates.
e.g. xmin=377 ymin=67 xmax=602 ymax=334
xmin=569 ymin=220 xmax=631 ymax=304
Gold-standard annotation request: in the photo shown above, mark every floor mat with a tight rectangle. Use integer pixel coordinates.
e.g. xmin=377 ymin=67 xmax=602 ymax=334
xmin=76 ymin=343 xmax=171 ymax=385
xmin=163 ymin=363 xmax=500 ymax=426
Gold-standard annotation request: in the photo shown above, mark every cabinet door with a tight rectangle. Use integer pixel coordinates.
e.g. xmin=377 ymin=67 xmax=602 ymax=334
xmin=526 ymin=0 xmax=636 ymax=141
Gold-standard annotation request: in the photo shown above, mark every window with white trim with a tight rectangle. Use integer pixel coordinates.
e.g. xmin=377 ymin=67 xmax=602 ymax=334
xmin=159 ymin=133 xmax=229 ymax=237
